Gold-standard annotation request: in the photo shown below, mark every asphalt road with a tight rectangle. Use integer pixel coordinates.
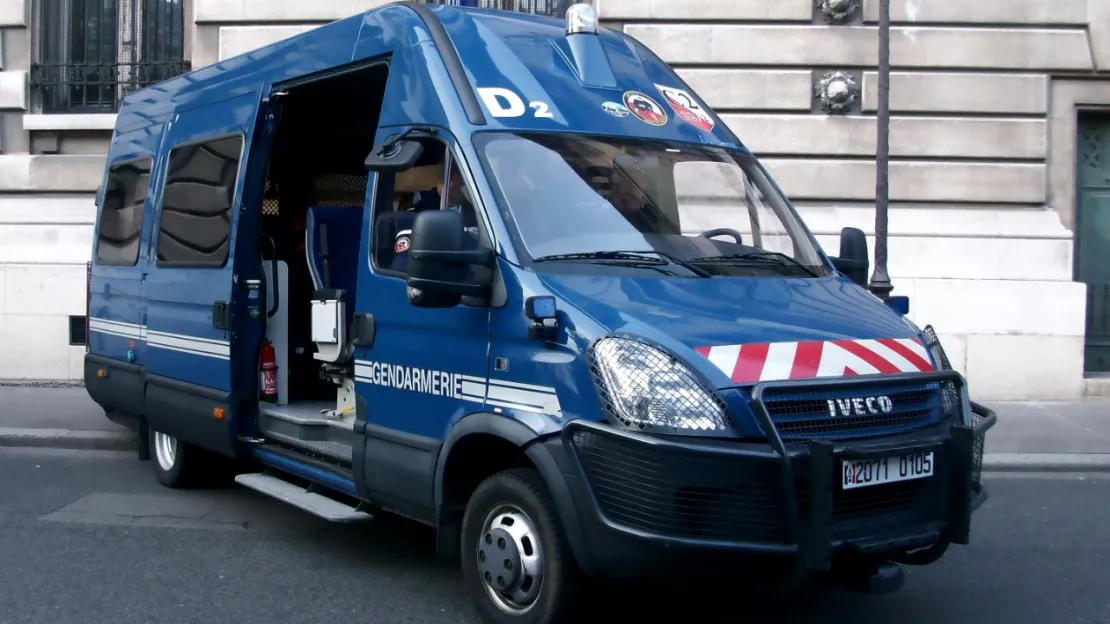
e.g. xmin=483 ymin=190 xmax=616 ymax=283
xmin=1 ymin=448 xmax=1107 ymax=624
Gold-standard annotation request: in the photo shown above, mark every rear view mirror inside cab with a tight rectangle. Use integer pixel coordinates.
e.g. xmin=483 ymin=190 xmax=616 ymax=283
xmin=364 ymin=138 xmax=424 ymax=172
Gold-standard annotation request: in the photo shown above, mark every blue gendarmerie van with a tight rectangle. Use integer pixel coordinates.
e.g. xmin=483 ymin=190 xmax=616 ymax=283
xmin=83 ymin=2 xmax=996 ymax=622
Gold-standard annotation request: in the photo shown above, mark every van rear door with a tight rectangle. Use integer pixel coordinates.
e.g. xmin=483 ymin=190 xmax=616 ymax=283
xmin=141 ymin=93 xmax=258 ymax=456
xmin=85 ymin=131 xmax=160 ymax=419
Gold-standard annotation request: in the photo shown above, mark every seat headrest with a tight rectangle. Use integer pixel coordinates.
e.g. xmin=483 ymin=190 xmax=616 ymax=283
xmin=394 ymin=163 xmax=443 ymax=193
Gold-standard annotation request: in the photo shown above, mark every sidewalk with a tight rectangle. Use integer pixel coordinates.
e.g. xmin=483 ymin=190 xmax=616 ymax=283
xmin=0 ymin=386 xmax=1107 ymax=470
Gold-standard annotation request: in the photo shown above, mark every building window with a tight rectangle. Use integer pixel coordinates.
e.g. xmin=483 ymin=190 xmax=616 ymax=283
xmin=31 ymin=0 xmax=190 ymax=113
xmin=96 ymin=156 xmax=152 ymax=266
xmin=155 ymin=136 xmax=244 ymax=268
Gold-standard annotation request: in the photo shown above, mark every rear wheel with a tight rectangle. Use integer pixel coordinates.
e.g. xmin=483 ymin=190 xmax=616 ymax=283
xmin=461 ymin=468 xmax=584 ymax=624
xmin=149 ymin=425 xmax=206 ymax=488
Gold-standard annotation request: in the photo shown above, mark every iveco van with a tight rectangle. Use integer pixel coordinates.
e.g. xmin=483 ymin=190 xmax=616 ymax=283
xmin=83 ymin=2 xmax=996 ymax=622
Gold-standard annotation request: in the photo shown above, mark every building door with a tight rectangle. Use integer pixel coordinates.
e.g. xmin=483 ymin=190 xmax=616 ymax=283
xmin=1077 ymin=114 xmax=1110 ymax=374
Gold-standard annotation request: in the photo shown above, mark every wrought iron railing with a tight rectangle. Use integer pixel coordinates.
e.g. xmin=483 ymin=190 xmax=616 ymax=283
xmin=29 ymin=61 xmax=191 ymax=114
xmin=422 ymin=0 xmax=576 ymax=17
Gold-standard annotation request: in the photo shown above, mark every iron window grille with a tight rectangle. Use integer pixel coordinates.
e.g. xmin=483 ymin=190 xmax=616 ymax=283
xmin=30 ymin=0 xmax=189 ymax=114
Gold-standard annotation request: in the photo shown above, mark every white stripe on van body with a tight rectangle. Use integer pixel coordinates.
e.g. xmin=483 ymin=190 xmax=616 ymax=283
xmin=88 ymin=317 xmax=230 ymax=360
xmin=354 ymin=359 xmax=563 ymax=417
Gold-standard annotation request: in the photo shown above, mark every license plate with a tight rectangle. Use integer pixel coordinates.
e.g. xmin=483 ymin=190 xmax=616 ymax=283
xmin=841 ymin=452 xmax=934 ymax=490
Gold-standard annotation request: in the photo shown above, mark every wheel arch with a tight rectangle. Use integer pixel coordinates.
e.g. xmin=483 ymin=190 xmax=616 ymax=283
xmin=433 ymin=413 xmax=589 ymax=566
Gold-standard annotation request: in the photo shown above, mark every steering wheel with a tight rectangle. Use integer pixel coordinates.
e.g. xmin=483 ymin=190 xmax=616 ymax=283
xmin=698 ymin=228 xmax=744 ymax=245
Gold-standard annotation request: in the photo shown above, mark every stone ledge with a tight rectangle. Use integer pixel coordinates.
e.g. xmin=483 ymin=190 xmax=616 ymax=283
xmin=0 ymin=71 xmax=27 ymax=110
xmin=790 ymin=204 xmax=1071 ymax=239
xmin=196 ymin=0 xmax=393 ymax=23
xmin=761 ymin=158 xmax=1046 ymax=204
xmin=905 ymin=278 xmax=1088 ymax=338
xmin=0 ymin=155 xmax=105 ymax=192
xmin=1091 ymin=0 xmax=1110 ymax=70
xmin=861 ymin=72 xmax=1049 ymax=115
xmin=862 ymin=0 xmax=1088 ymax=24
xmin=626 ymin=25 xmax=1094 ymax=71
xmin=23 ymin=114 xmax=117 ymax=132
xmin=807 ymin=234 xmax=1073 ymax=281
xmin=964 ymin=334 xmax=1086 ymax=401
xmin=218 ymin=25 xmax=325 ymax=61
xmin=0 ymin=1 xmax=27 ymax=27
xmin=725 ymin=114 xmax=1046 ymax=159
xmin=600 ymin=0 xmax=812 ymax=21
xmin=675 ymin=69 xmax=812 ymax=111
xmin=0 ymin=195 xmax=96 ymax=225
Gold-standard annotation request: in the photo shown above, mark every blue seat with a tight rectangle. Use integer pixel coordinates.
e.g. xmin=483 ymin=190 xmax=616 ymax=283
xmin=305 ymin=205 xmax=363 ymax=315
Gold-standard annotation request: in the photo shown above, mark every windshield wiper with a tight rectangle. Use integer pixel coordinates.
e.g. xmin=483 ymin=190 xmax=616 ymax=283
xmin=533 ymin=251 xmax=711 ymax=277
xmin=533 ymin=251 xmax=665 ymax=264
xmin=688 ymin=251 xmax=820 ymax=277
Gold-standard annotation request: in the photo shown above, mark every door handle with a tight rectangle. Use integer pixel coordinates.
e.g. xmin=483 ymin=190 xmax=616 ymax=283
xmin=212 ymin=301 xmax=230 ymax=330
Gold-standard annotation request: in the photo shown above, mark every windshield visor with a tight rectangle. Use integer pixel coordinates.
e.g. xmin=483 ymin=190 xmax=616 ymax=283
xmin=473 ymin=132 xmax=832 ymax=278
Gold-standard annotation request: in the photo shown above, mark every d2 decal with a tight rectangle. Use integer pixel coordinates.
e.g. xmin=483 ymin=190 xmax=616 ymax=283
xmin=476 ymin=87 xmax=555 ymax=119
xmin=655 ymin=84 xmax=714 ymax=132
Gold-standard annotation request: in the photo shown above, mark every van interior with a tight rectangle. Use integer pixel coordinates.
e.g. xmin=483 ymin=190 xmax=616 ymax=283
xmin=252 ymin=62 xmax=448 ymax=465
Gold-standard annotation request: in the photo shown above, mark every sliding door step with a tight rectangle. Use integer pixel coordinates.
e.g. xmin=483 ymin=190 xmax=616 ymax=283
xmin=234 ymin=473 xmax=374 ymax=523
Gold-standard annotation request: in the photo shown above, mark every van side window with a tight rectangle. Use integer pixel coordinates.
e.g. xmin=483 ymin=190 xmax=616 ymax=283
xmin=95 ymin=158 xmax=152 ymax=266
xmin=155 ymin=135 xmax=244 ymax=267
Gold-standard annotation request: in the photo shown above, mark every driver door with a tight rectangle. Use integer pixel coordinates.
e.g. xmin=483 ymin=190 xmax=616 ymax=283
xmin=353 ymin=135 xmax=492 ymax=514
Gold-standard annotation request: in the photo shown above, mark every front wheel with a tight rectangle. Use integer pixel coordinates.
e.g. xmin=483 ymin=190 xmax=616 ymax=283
xmin=149 ymin=425 xmax=205 ymax=488
xmin=461 ymin=468 xmax=584 ymax=624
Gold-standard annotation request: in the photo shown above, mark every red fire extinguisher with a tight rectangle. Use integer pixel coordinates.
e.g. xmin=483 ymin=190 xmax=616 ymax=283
xmin=260 ymin=339 xmax=278 ymax=403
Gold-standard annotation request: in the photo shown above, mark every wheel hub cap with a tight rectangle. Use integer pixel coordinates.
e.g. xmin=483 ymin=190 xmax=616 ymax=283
xmin=477 ymin=507 xmax=544 ymax=614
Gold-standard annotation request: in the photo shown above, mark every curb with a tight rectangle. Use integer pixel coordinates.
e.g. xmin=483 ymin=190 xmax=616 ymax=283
xmin=0 ymin=427 xmax=137 ymax=452
xmin=983 ymin=453 xmax=1110 ymax=472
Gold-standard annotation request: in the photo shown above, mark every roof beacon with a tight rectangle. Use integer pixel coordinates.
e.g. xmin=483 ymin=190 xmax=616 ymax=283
xmin=566 ymin=2 xmax=598 ymax=35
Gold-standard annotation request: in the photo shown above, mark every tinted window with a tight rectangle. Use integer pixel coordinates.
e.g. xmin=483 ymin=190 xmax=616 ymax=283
xmin=156 ymin=135 xmax=243 ymax=267
xmin=95 ymin=158 xmax=151 ymax=266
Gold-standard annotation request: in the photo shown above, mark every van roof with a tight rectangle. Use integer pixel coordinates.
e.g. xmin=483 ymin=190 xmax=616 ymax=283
xmin=115 ymin=2 xmax=742 ymax=150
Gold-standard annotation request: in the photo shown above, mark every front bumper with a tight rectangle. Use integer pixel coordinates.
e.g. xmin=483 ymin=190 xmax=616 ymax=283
xmin=547 ymin=372 xmax=997 ymax=581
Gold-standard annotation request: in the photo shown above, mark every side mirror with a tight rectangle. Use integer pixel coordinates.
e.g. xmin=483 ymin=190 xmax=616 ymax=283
xmin=406 ymin=210 xmax=495 ymax=308
xmin=364 ymin=139 xmax=424 ymax=172
xmin=830 ymin=226 xmax=869 ymax=287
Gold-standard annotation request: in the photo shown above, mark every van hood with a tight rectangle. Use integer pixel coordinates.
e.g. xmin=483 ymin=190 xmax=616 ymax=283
xmin=538 ymin=273 xmax=935 ymax=385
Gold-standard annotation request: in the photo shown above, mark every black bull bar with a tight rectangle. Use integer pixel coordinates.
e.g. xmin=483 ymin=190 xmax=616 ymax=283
xmin=562 ymin=369 xmax=997 ymax=577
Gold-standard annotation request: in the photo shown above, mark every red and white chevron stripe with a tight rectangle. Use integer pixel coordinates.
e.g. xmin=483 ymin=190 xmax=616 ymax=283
xmin=695 ymin=337 xmax=934 ymax=384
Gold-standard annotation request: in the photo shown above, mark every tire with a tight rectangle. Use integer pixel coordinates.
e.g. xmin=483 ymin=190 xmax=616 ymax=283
xmin=461 ymin=468 xmax=585 ymax=624
xmin=148 ymin=424 xmax=205 ymax=489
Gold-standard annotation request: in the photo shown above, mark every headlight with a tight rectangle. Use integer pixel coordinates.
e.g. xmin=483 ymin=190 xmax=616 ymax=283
xmin=588 ymin=336 xmax=731 ymax=434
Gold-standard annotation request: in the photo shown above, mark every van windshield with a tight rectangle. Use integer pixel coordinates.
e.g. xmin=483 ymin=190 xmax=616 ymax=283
xmin=473 ymin=132 xmax=832 ymax=279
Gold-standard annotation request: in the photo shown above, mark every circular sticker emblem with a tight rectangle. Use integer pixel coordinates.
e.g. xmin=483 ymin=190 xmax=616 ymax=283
xmin=394 ymin=236 xmax=410 ymax=254
xmin=622 ymin=91 xmax=667 ymax=126
xmin=602 ymin=101 xmax=630 ymax=118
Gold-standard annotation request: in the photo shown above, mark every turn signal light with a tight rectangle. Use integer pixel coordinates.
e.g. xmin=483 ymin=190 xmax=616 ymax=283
xmin=213 ymin=407 xmax=225 ymax=420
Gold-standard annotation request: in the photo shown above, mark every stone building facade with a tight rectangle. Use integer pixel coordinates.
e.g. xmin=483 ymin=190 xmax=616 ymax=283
xmin=0 ymin=0 xmax=1107 ymax=400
